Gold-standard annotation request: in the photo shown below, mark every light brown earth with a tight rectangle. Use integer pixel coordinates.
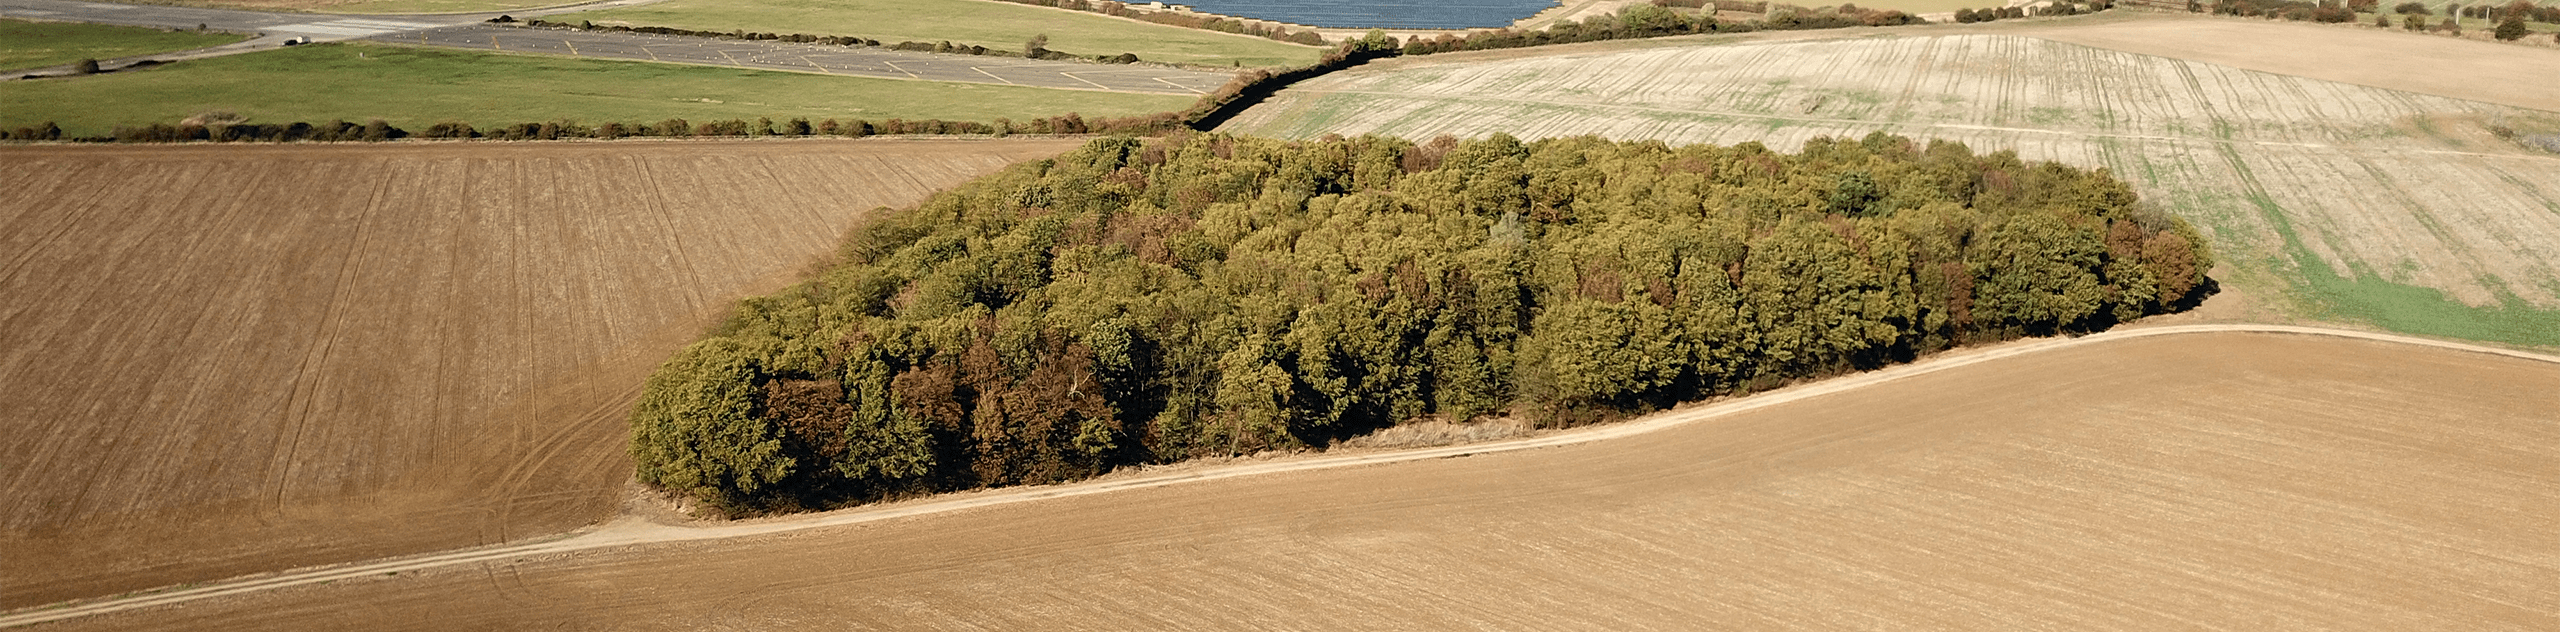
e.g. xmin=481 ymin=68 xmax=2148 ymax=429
xmin=0 ymin=137 xmax=1081 ymax=610
xmin=32 ymin=329 xmax=2560 ymax=630
xmin=2004 ymin=12 xmax=2560 ymax=112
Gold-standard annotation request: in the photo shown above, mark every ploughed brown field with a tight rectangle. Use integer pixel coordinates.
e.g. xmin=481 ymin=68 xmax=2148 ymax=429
xmin=47 ymin=331 xmax=2560 ymax=630
xmin=0 ymin=138 xmax=1080 ymax=609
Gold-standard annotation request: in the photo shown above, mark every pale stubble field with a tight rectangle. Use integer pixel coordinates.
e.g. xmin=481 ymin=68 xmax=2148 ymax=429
xmin=0 ymin=138 xmax=1081 ymax=609
xmin=1223 ymin=20 xmax=2560 ymax=345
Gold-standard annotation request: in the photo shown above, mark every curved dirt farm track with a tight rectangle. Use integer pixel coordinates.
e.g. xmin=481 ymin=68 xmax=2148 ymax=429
xmin=0 ymin=137 xmax=1083 ymax=609
xmin=18 ymin=325 xmax=2560 ymax=629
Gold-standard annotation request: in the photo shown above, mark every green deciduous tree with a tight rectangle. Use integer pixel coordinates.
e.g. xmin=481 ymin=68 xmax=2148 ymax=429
xmin=627 ymin=132 xmax=2214 ymax=512
xmin=630 ymin=338 xmax=794 ymax=511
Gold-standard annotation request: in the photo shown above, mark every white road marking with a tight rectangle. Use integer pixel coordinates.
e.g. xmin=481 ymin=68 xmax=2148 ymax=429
xmin=276 ymin=19 xmax=439 ymax=37
xmin=1058 ymin=71 xmax=1111 ymax=90
xmin=1154 ymin=76 xmax=1207 ymax=94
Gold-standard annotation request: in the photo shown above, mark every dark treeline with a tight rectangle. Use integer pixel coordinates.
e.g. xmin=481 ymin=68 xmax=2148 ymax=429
xmin=2199 ymin=0 xmax=2557 ymax=36
xmin=27 ymin=112 xmax=1182 ymax=143
xmin=1181 ymin=37 xmax=1400 ymax=129
xmin=630 ymin=132 xmax=2215 ymax=513
xmin=504 ymin=18 xmax=1148 ymax=64
xmin=2 ymin=122 xmax=64 ymax=141
xmin=504 ymin=0 xmax=1334 ymax=50
xmin=7 ymin=29 xmax=1396 ymax=143
xmin=1003 ymin=0 xmax=1328 ymax=46
xmin=504 ymin=16 xmax=878 ymax=47
xmin=2211 ymin=0 xmax=2363 ymax=22
xmin=1954 ymin=2 xmax=2111 ymax=22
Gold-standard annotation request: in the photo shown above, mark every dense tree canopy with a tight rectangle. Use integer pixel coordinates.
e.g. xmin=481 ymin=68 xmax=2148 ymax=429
xmin=630 ymin=132 xmax=2214 ymax=512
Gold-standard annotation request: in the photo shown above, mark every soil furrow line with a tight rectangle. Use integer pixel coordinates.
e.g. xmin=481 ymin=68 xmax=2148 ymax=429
xmin=9 ymin=324 xmax=2552 ymax=628
xmin=266 ymin=168 xmax=396 ymax=519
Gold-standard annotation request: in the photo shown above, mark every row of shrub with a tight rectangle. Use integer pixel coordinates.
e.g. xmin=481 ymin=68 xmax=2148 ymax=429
xmin=1953 ymin=6 xmax=2030 ymax=20
xmin=505 ymin=18 xmax=880 ymax=46
xmin=627 ymin=132 xmax=2216 ymax=513
xmin=10 ymin=1 xmax=2028 ymax=145
xmin=2201 ymin=0 xmax=2557 ymax=38
xmin=505 ymin=18 xmax=1145 ymax=64
xmin=2385 ymin=0 xmax=2558 ymax=20
xmin=1649 ymin=0 xmax=1789 ymax=13
xmin=2214 ymin=0 xmax=2369 ymax=21
xmin=2449 ymin=1 xmax=2560 ymax=22
xmin=1004 ymin=0 xmax=1328 ymax=46
xmin=18 ymin=111 xmax=1193 ymax=144
xmin=2 ymin=30 xmax=1390 ymax=144
xmin=97 ymin=119 xmax=409 ymax=143
xmin=2 ymin=123 xmax=64 ymax=141
xmin=514 ymin=0 xmax=1320 ymax=49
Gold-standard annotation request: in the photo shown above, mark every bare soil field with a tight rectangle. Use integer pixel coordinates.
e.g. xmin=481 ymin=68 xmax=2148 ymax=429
xmin=37 ymin=330 xmax=2560 ymax=630
xmin=1222 ymin=24 xmax=2560 ymax=345
xmin=0 ymin=137 xmax=1080 ymax=609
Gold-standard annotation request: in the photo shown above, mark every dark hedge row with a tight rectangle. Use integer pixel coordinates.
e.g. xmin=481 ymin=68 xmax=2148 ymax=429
xmin=991 ymin=0 xmax=1327 ymax=46
xmin=20 ymin=111 xmax=1184 ymax=144
xmin=630 ymin=132 xmax=2215 ymax=513
xmin=500 ymin=18 xmax=1147 ymax=64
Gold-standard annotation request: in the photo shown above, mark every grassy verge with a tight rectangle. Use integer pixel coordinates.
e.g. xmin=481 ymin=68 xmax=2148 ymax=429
xmin=0 ymin=42 xmax=1196 ymax=136
xmin=2242 ymin=192 xmax=2560 ymax=348
xmin=550 ymin=0 xmax=1328 ymax=68
xmin=0 ymin=18 xmax=248 ymax=71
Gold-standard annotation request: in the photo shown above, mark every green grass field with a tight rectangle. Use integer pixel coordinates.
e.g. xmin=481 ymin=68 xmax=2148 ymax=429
xmin=0 ymin=18 xmax=247 ymax=71
xmin=551 ymin=0 xmax=1327 ymax=68
xmin=0 ymin=42 xmax=1195 ymax=136
xmin=310 ymin=0 xmax=575 ymax=14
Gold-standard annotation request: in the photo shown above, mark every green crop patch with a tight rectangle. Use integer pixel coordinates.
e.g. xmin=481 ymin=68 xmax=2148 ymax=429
xmin=0 ymin=18 xmax=247 ymax=71
xmin=550 ymin=0 xmax=1326 ymax=69
xmin=0 ymin=42 xmax=1194 ymax=136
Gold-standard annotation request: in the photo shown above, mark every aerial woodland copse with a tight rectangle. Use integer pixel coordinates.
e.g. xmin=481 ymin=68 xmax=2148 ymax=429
xmin=630 ymin=132 xmax=2213 ymax=512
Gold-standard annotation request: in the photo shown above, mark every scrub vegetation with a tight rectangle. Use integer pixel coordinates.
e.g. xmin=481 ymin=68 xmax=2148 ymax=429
xmin=628 ymin=132 xmax=2212 ymax=512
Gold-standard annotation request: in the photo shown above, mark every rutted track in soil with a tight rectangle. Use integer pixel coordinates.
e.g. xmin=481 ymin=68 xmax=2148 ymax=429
xmin=0 ymin=138 xmax=1082 ymax=610
xmin=8 ymin=323 xmax=2555 ymax=628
